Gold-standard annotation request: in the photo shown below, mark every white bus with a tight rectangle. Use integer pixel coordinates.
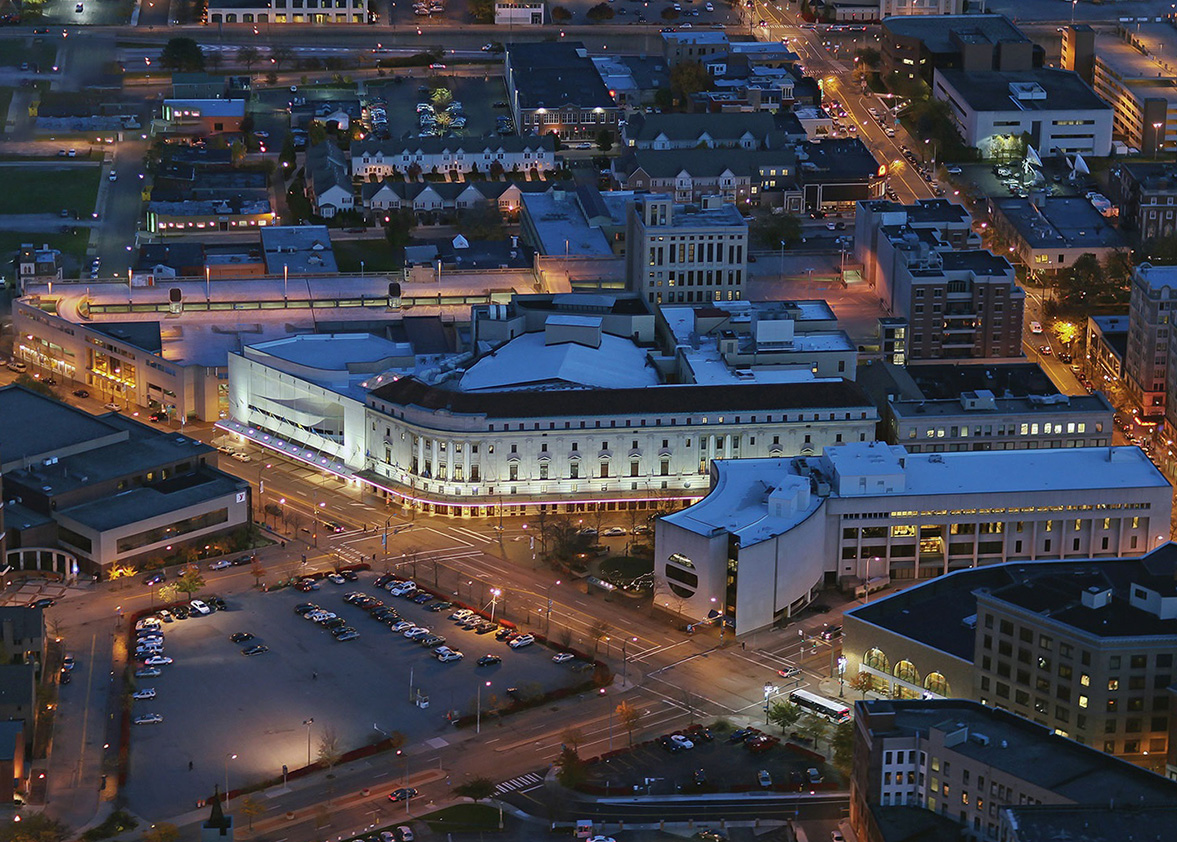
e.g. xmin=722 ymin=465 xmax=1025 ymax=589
xmin=789 ymin=688 xmax=851 ymax=724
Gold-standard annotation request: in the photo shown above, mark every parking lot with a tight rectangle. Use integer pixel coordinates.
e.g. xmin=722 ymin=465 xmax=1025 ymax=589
xmin=366 ymin=74 xmax=511 ymax=142
xmin=121 ymin=573 xmax=586 ymax=819
xmin=582 ymin=725 xmax=841 ymax=796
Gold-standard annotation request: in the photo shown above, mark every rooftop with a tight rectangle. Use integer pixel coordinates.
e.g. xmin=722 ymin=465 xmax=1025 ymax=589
xmin=994 ymin=197 xmax=1126 ymax=250
xmin=860 ymin=198 xmax=973 ymax=226
xmin=882 ymin=13 xmax=1029 ymax=54
xmin=849 ymin=544 xmax=1177 ymax=661
xmin=259 ymin=225 xmax=338 ymax=275
xmin=796 ymin=138 xmax=880 ymax=182
xmin=505 ymin=42 xmax=617 ymax=111
xmin=1092 ymin=26 xmax=1177 ymax=99
xmin=628 ymin=112 xmax=776 ymax=145
xmin=61 ymin=470 xmax=244 ymax=532
xmin=1135 ymin=262 xmax=1177 ymax=293
xmin=1002 ymin=804 xmax=1177 ymax=842
xmin=519 ymin=190 xmax=617 ymax=257
xmin=935 ymin=68 xmax=1108 ymax=114
xmin=633 ymin=195 xmax=747 ymax=229
xmin=0 ymin=606 xmax=44 ymax=644
xmin=0 ymin=386 xmax=128 ymax=473
xmin=861 ymin=698 xmax=1177 ymax=805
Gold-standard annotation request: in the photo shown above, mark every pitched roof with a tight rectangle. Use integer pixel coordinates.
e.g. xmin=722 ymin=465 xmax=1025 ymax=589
xmin=630 ymin=112 xmax=775 ymax=145
xmin=352 ymin=134 xmax=556 ymax=159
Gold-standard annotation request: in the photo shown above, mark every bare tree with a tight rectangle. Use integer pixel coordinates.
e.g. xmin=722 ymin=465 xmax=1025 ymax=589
xmin=588 ymin=620 xmax=611 ymax=658
xmin=237 ymin=45 xmax=261 ymax=72
xmin=615 ymin=700 xmax=642 ymax=747
xmin=401 ymin=545 xmax=422 ymax=579
xmin=557 ymin=627 xmax=573 ymax=649
xmin=317 ymin=726 xmax=342 ymax=771
xmin=561 ymin=726 xmax=585 ymax=753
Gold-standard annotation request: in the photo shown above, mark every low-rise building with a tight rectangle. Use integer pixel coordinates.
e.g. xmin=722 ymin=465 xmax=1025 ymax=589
xmin=362 ymin=180 xmax=546 ymax=220
xmin=518 ymin=185 xmax=631 ymax=257
xmin=625 ymin=193 xmax=748 ymax=306
xmin=1125 ymin=262 xmax=1177 ymax=421
xmin=1108 ymin=161 xmax=1177 ymax=242
xmin=661 ymin=30 xmax=731 ymax=66
xmin=503 ymin=42 xmax=622 ymax=142
xmin=259 ymin=225 xmax=338 ymax=275
xmin=494 ymin=1 xmax=543 ymax=24
xmin=987 ymin=195 xmax=1126 ymax=275
xmin=849 ymin=698 xmax=1177 ymax=842
xmin=146 ymin=197 xmax=275 ymax=235
xmin=844 ymin=545 xmax=1177 ymax=775
xmin=623 ymin=112 xmax=777 ymax=151
xmin=880 ymin=0 xmax=961 ymax=16
xmin=654 ymin=442 xmax=1169 ymax=635
xmin=881 ymin=13 xmax=1038 ymax=85
xmin=16 ymin=244 xmax=62 ymax=294
xmin=160 ymin=99 xmax=246 ymax=135
xmin=306 ymin=141 xmax=354 ymax=219
xmin=0 ymin=385 xmax=250 ymax=576
xmin=206 ymin=0 xmax=368 ymax=23
xmin=1086 ymin=313 xmax=1128 ymax=386
xmin=859 ymin=360 xmax=1114 ymax=451
xmin=351 ymin=135 xmax=556 ymax=181
xmin=796 ymin=138 xmax=884 ymax=212
xmin=933 ymin=68 xmax=1113 ymax=158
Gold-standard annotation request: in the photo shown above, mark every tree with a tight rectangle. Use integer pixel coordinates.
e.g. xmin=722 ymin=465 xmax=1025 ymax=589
xmin=400 ymin=544 xmax=423 ymax=578
xmin=551 ymin=5 xmax=572 ymax=21
xmin=854 ymin=46 xmax=881 ymax=69
xmin=615 ymin=699 xmax=642 ymax=746
xmin=1057 ymin=252 xmax=1104 ymax=313
xmin=749 ymin=209 xmax=803 ymax=249
xmin=768 ymin=699 xmax=802 ymax=733
xmin=237 ymin=46 xmax=261 ymax=72
xmin=385 ymin=208 xmax=417 ymax=251
xmin=160 ymin=38 xmax=205 ymax=72
xmin=588 ymin=620 xmax=611 ymax=657
xmin=157 ymin=584 xmax=179 ymax=605
xmin=586 ymin=1 xmax=614 ymax=19
xmin=848 ymin=670 xmax=875 ymax=699
xmin=455 ymin=205 xmax=504 ymax=241
xmin=317 ymin=726 xmax=342 ymax=770
xmin=174 ymin=563 xmax=205 ymax=597
xmin=595 ymin=129 xmax=614 ymax=152
xmin=271 ymin=46 xmax=295 ymax=71
xmin=141 ymin=824 xmax=179 ymax=842
xmin=14 ymin=374 xmax=60 ymax=401
xmin=669 ymin=60 xmax=712 ymax=103
xmin=554 ymin=745 xmax=586 ymax=788
xmin=431 ymin=86 xmax=453 ymax=110
xmin=250 ymin=559 xmax=266 ymax=588
xmin=561 ymin=726 xmax=585 ymax=753
xmin=799 ymin=714 xmax=830 ymax=751
xmin=236 ymin=795 xmax=265 ymax=830
xmin=452 ymin=777 xmax=496 ymax=802
xmin=469 ymin=0 xmax=495 ymax=21
xmin=489 ymin=160 xmax=505 ymax=180
xmin=831 ymin=720 xmax=855 ymax=775
xmin=0 ymin=814 xmax=70 ymax=842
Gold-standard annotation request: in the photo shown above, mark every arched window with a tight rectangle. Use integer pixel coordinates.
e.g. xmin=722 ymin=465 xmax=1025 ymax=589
xmin=894 ymin=659 xmax=920 ymax=686
xmin=864 ymin=648 xmax=890 ymax=673
xmin=924 ymin=672 xmax=950 ymax=697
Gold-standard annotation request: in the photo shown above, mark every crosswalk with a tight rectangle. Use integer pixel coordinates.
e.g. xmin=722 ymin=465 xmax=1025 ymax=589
xmin=494 ymin=772 xmax=543 ymax=794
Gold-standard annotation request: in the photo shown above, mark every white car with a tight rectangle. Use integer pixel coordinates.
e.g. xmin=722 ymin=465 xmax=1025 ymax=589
xmin=509 ymin=634 xmax=535 ymax=649
xmin=143 ymin=655 xmax=173 ymax=666
xmin=390 ymin=621 xmax=414 ymax=632
xmin=436 ymin=650 xmax=464 ymax=662
xmin=231 ymin=451 xmax=252 ymax=462
xmin=670 ymin=734 xmax=695 ymax=750
xmin=208 ymin=559 xmax=231 ymax=570
xmin=946 ymin=166 xmax=962 ymax=175
xmin=449 ymin=609 xmax=473 ymax=621
xmin=397 ymin=827 xmax=414 ymax=842
xmin=327 ymin=573 xmax=346 ymax=585
xmin=390 ymin=583 xmax=417 ymax=596
xmin=133 ymin=713 xmax=163 ymax=725
xmin=600 ymin=526 xmax=627 ymax=536
xmin=189 ymin=600 xmax=211 ymax=615
xmin=132 ymin=688 xmax=156 ymax=700
xmin=552 ymin=652 xmax=575 ymax=664
xmin=135 ymin=617 xmax=162 ymax=632
xmin=1030 ymin=320 xmax=1044 ymax=334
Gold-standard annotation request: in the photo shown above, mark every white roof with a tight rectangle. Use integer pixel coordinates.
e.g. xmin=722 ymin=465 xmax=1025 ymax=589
xmin=458 ymin=331 xmax=657 ymax=392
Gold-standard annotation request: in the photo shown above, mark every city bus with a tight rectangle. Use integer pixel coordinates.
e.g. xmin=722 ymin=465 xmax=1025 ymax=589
xmin=789 ymin=688 xmax=852 ymax=724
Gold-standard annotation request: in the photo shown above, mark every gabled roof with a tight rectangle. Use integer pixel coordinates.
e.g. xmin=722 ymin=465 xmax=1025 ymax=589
xmin=352 ymin=134 xmax=556 ymax=160
xmin=630 ymin=112 xmax=775 ymax=145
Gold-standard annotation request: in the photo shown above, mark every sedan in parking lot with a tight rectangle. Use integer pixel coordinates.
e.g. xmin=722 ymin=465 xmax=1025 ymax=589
xmin=143 ymin=655 xmax=173 ymax=666
xmin=477 ymin=654 xmax=502 ymax=666
xmin=189 ymin=600 xmax=211 ymax=616
xmin=436 ymin=650 xmax=463 ymax=662
xmin=133 ymin=713 xmax=163 ymax=725
xmin=209 ymin=559 xmax=232 ymax=570
xmin=600 ymin=526 xmax=627 ymax=536
xmin=229 ymin=632 xmax=254 ymax=644
xmin=132 ymin=688 xmax=156 ymax=700
xmin=135 ymin=667 xmax=162 ymax=679
xmin=242 ymin=644 xmax=269 ymax=656
xmin=509 ymin=634 xmax=535 ymax=649
xmin=552 ymin=652 xmax=575 ymax=663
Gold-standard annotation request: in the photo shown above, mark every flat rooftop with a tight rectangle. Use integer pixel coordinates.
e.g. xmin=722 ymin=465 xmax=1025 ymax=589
xmin=863 ymin=699 xmax=1177 ymax=805
xmin=0 ymin=385 xmax=127 ymax=472
xmin=994 ymin=197 xmax=1126 ymax=250
xmin=61 ymin=470 xmax=243 ymax=532
xmin=936 ymin=68 xmax=1108 ymax=113
xmin=520 ymin=191 xmax=614 ymax=257
xmin=1135 ymin=262 xmax=1177 ymax=294
xmin=1094 ymin=27 xmax=1177 ymax=98
xmin=890 ymin=390 xmax=1113 ymax=419
xmin=1003 ymin=804 xmax=1177 ymax=842
xmin=247 ymin=333 xmax=413 ymax=373
xmin=882 ymin=13 xmax=1029 ymax=54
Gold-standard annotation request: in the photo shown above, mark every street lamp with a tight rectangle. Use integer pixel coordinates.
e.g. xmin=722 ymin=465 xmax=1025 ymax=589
xmin=545 ymin=579 xmax=561 ymax=635
xmin=838 ymin=656 xmax=847 ymax=698
xmin=224 ymin=753 xmax=237 ymax=804
xmin=476 ymin=680 xmax=491 ymax=734
xmin=763 ymin=682 xmax=775 ymax=724
xmin=489 ymin=587 xmax=502 ymax=623
xmin=622 ymin=636 xmax=637 ymax=687
xmin=303 ymin=718 xmax=314 ymax=767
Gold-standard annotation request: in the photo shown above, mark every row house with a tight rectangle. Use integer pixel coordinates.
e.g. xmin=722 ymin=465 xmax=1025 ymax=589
xmin=350 ymin=135 xmax=557 ymax=181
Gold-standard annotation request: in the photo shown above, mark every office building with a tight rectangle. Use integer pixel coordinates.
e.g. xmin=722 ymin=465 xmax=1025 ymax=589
xmin=987 ymin=196 xmax=1126 ymax=276
xmin=1109 ymin=161 xmax=1177 ymax=242
xmin=503 ymin=42 xmax=622 ymax=142
xmin=855 ymin=199 xmax=1024 ymax=361
xmin=1125 ymin=262 xmax=1177 ymax=420
xmin=844 ymin=545 xmax=1177 ymax=774
xmin=654 ymin=442 xmax=1169 ymax=635
xmin=625 ymin=194 xmax=748 ymax=307
xmin=879 ymin=0 xmax=961 ymax=16
xmin=881 ymin=14 xmax=1038 ymax=84
xmin=849 ymin=698 xmax=1177 ymax=842
xmin=206 ymin=0 xmax=368 ymax=23
xmin=0 ymin=385 xmax=250 ymax=576
xmin=859 ymin=360 xmax=1115 ymax=452
xmin=1086 ymin=313 xmax=1128 ymax=386
xmin=932 ymin=69 xmax=1113 ymax=158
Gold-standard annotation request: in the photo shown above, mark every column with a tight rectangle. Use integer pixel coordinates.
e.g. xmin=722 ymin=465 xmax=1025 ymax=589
xmin=416 ymin=436 xmax=425 ymax=474
xmin=463 ymin=442 xmax=471 ymax=481
xmin=431 ymin=439 xmax=439 ymax=477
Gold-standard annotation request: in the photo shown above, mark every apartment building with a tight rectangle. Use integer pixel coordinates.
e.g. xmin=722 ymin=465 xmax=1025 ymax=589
xmin=503 ymin=42 xmax=622 ymax=142
xmin=206 ymin=0 xmax=368 ymax=22
xmin=844 ymin=545 xmax=1177 ymax=775
xmin=350 ymin=136 xmax=557 ymax=181
xmin=625 ymin=194 xmax=748 ymax=307
xmin=855 ymin=199 xmax=1023 ymax=361
xmin=1124 ymin=262 xmax=1177 ymax=421
xmin=1109 ymin=161 xmax=1177 ymax=242
xmin=654 ymin=442 xmax=1169 ymax=634
xmin=850 ymin=699 xmax=1177 ymax=842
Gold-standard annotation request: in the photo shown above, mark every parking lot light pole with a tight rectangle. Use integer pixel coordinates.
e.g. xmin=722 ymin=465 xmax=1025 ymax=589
xmin=764 ymin=682 xmax=775 ymax=724
xmin=476 ymin=681 xmax=491 ymax=734
xmin=224 ymin=753 xmax=237 ymax=805
xmin=303 ymin=718 xmax=313 ymax=767
xmin=838 ymin=656 xmax=847 ymax=698
xmin=489 ymin=588 xmax=501 ymax=623
xmin=545 ymin=580 xmax=561 ymax=635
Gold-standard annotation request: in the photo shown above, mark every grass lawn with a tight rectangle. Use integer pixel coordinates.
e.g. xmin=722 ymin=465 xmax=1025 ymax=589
xmin=333 ymin=237 xmax=401 ymax=272
xmin=0 ymin=229 xmax=90 ymax=282
xmin=0 ymin=165 xmax=101 ymax=216
xmin=420 ymin=803 xmax=503 ymax=832
xmin=0 ymin=39 xmax=59 ymax=70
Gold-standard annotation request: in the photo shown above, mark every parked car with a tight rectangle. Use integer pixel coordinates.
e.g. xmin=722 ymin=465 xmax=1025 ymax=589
xmin=436 ymin=649 xmax=464 ymax=662
xmin=757 ymin=769 xmax=772 ymax=788
xmin=133 ymin=713 xmax=163 ymax=725
xmin=600 ymin=526 xmax=627 ymax=536
xmin=477 ymin=654 xmax=501 ymax=666
xmin=135 ymin=667 xmax=162 ymax=679
xmin=143 ymin=655 xmax=173 ymax=666
xmin=242 ymin=644 xmax=269 ymax=656
xmin=189 ymin=600 xmax=211 ymax=616
xmin=132 ymin=688 xmax=156 ymax=700
xmin=209 ymin=559 xmax=232 ymax=570
xmin=552 ymin=652 xmax=575 ymax=664
xmin=229 ymin=632 xmax=254 ymax=643
xmin=669 ymin=734 xmax=695 ymax=750
xmin=508 ymin=634 xmax=535 ymax=649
